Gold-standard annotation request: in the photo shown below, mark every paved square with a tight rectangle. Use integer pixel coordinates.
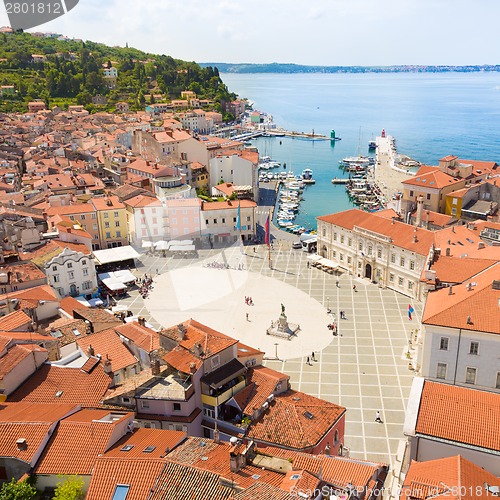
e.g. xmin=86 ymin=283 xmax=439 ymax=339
xmin=115 ymin=242 xmax=421 ymax=466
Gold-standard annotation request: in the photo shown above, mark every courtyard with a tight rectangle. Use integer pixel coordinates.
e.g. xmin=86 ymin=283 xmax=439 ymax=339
xmin=115 ymin=240 xmax=421 ymax=466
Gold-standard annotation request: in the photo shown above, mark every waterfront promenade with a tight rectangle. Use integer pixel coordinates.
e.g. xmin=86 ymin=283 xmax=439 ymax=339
xmin=116 ymin=244 xmax=419 ymax=468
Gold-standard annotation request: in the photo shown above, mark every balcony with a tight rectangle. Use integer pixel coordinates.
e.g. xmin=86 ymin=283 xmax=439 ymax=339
xmin=201 ymin=377 xmax=246 ymax=407
xmin=136 ymin=373 xmax=194 ymax=402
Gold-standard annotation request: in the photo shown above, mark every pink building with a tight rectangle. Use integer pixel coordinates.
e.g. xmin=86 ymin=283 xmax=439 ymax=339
xmin=165 ymin=198 xmax=202 ymax=242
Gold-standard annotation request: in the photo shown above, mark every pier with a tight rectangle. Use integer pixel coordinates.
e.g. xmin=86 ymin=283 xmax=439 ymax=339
xmin=331 ymin=178 xmax=349 ymax=184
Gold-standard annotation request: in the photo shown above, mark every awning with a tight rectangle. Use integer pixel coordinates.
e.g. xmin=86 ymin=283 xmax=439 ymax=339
xmin=101 ymin=277 xmax=127 ymax=291
xmin=201 ymin=359 xmax=246 ymax=389
xmin=169 ymin=239 xmax=194 ymax=246
xmin=169 ymin=245 xmax=196 ymax=253
xmin=142 ymin=240 xmax=153 ymax=249
xmin=92 ymin=245 xmax=140 ymax=265
xmin=307 ymin=254 xmax=322 ymax=262
xmin=111 ymin=305 xmax=128 ymax=313
xmin=114 ymin=269 xmax=136 ymax=284
xmin=154 ymin=240 xmax=169 ymax=250
xmin=318 ymin=258 xmax=338 ymax=269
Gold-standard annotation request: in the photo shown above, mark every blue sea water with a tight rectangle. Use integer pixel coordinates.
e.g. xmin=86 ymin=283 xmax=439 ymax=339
xmin=222 ymin=72 xmax=500 ymax=229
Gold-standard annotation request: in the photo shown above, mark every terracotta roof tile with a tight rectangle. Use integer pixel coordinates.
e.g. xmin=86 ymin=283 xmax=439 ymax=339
xmin=35 ymin=409 xmax=133 ymax=475
xmin=114 ymin=321 xmax=161 ymax=352
xmin=415 ymin=380 xmax=500 ymax=451
xmin=427 ymin=255 xmax=497 ymax=285
xmin=8 ymin=364 xmax=112 ymax=407
xmin=77 ymin=328 xmax=138 ymax=372
xmin=58 ymin=296 xmax=87 ymax=316
xmin=149 ymin=460 xmax=234 ymax=500
xmin=163 ymin=346 xmax=203 ymax=374
xmin=422 ymin=262 xmax=500 ymax=333
xmin=86 ymin=457 xmax=167 ymax=500
xmin=103 ymin=428 xmax=186 ymax=459
xmin=0 ymin=310 xmax=33 ymax=331
xmin=317 ymin=209 xmax=435 ymax=256
xmin=247 ymin=390 xmax=346 ymax=452
xmin=232 ymin=482 xmax=297 ymax=500
xmin=0 ymin=344 xmax=47 ymax=378
xmin=402 ymin=167 xmax=464 ymax=189
xmin=401 ymin=455 xmax=500 ymax=500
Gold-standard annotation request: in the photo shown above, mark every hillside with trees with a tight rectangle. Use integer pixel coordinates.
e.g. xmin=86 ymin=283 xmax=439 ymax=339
xmin=0 ymin=31 xmax=236 ymax=117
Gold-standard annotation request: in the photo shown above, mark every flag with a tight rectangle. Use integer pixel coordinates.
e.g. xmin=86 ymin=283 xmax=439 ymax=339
xmin=236 ymin=203 xmax=241 ymax=231
xmin=264 ymin=215 xmax=270 ymax=245
xmin=408 ymin=304 xmax=414 ymax=320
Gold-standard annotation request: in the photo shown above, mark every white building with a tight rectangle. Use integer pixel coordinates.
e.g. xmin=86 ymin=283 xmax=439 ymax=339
xmin=316 ymin=209 xmax=435 ymax=299
xmin=419 ymin=263 xmax=500 ymax=391
xmin=201 ymin=200 xmax=256 ymax=245
xmin=208 ymin=150 xmax=259 ymax=199
xmin=45 ymin=247 xmax=97 ymax=299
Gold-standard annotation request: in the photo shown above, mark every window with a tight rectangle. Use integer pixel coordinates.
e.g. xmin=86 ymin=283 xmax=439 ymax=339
xmin=53 ymin=275 xmax=59 ymax=283
xmin=391 ymin=253 xmax=395 ymax=263
xmin=359 ymin=242 xmax=363 ymax=251
xmin=398 ymin=277 xmax=404 ymax=286
xmin=83 ymin=268 xmax=89 ymax=276
xmin=116 ymin=231 xmax=121 ymax=238
xmin=469 ymin=342 xmax=479 ymax=355
xmin=465 ymin=367 xmax=477 ymax=384
xmin=205 ymin=219 xmax=209 ymax=225
xmin=322 ymin=228 xmax=326 ymax=237
xmin=233 ymin=217 xmax=237 ymax=223
xmin=141 ymin=400 xmax=150 ymax=409
xmin=213 ymin=219 xmax=217 ymax=224
xmin=410 ymin=260 xmax=415 ymax=270
xmin=389 ymin=273 xmax=394 ymax=283
xmin=173 ymin=403 xmax=181 ymax=412
xmin=339 ymin=253 xmax=344 ymax=261
xmin=400 ymin=257 xmax=405 ymax=267
xmin=377 ymin=248 xmax=382 ymax=258
xmin=246 ymin=216 xmax=251 ymax=222
xmin=69 ymin=215 xmax=75 ymax=221
xmin=104 ymin=212 xmax=109 ymax=218
xmin=52 ymin=266 xmax=57 ymax=271
xmin=93 ymin=224 xmax=98 ymax=230
xmin=211 ymin=355 xmax=220 ymax=368
xmin=368 ymin=245 xmax=373 ymax=256
xmin=408 ymin=281 xmax=414 ymax=290
xmin=106 ymin=232 xmax=111 ymax=239
xmin=82 ymin=281 xmax=92 ymax=290
xmin=105 ymin=222 xmax=110 ymax=228
xmin=67 ymin=263 xmax=73 ymax=268
xmin=222 ymin=218 xmax=225 ymax=223
xmin=348 ymin=238 xmax=352 ymax=247
xmin=81 ymin=214 xmax=86 ymax=220
xmin=332 ymin=251 xmax=336 ymax=258
xmin=114 ymin=211 xmax=119 ymax=218
xmin=203 ymin=404 xmax=215 ymax=418
xmin=68 ymin=272 xmax=74 ymax=280
xmin=436 ymin=362 xmax=447 ymax=379
xmin=115 ymin=221 xmax=120 ymax=227
xmin=451 ymin=208 xmax=457 ymax=216
xmin=452 ymin=198 xmax=458 ymax=206
xmin=347 ymin=256 xmax=352 ymax=264
xmin=439 ymin=337 xmax=449 ymax=350
xmin=112 ymin=484 xmax=130 ymax=500
xmin=82 ymin=260 xmax=86 ymax=266
xmin=340 ymin=235 xmax=345 ymax=244
xmin=333 ymin=232 xmax=337 ymax=241
xmin=426 ymin=193 xmax=431 ymax=200
xmin=91 ymin=213 xmax=96 ymax=219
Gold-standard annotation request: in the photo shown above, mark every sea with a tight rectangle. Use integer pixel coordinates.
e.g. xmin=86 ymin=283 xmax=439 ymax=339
xmin=221 ymin=72 xmax=500 ymax=229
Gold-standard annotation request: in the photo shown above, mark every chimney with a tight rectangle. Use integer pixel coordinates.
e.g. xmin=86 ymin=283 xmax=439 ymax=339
xmin=177 ymin=323 xmax=185 ymax=340
xmin=138 ymin=317 xmax=145 ymax=327
xmin=466 ymin=315 xmax=473 ymax=325
xmin=448 ymin=285 xmax=453 ymax=295
xmin=415 ymin=196 xmax=424 ymax=226
xmin=189 ymin=362 xmax=197 ymax=374
xmin=67 ymin=227 xmax=71 ymax=233
xmin=87 ymin=344 xmax=95 ymax=357
xmin=16 ymin=438 xmax=27 ymax=451
xmin=445 ymin=248 xmax=451 ymax=257
xmin=213 ymin=422 xmax=220 ymax=444
xmin=325 ymin=443 xmax=331 ymax=456
xmin=151 ymin=358 xmax=161 ymax=376
xmin=413 ymin=229 xmax=418 ymax=243
xmin=193 ymin=342 xmax=203 ymax=357
xmin=103 ymin=355 xmax=113 ymax=374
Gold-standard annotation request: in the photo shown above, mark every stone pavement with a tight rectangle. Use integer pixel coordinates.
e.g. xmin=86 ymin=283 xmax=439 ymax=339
xmin=116 ymin=243 xmax=421 ymax=467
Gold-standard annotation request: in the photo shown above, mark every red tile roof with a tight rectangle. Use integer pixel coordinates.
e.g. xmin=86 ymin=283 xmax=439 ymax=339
xmin=317 ymin=209 xmax=435 ymax=256
xmin=103 ymin=428 xmax=186 ymax=459
xmin=8 ymin=364 xmax=112 ymax=407
xmin=114 ymin=321 xmax=161 ymax=352
xmin=232 ymin=482 xmax=296 ymax=500
xmin=415 ymin=381 xmax=500 ymax=451
xmin=0 ymin=310 xmax=33 ymax=331
xmin=35 ymin=409 xmax=133 ymax=475
xmin=427 ymin=255 xmax=497 ymax=285
xmin=422 ymin=262 xmax=500 ymax=334
xmin=86 ymin=457 xmax=167 ymax=500
xmin=76 ymin=328 xmax=138 ymax=372
xmin=401 ymin=455 xmax=500 ymax=500
xmin=247 ymin=390 xmax=346 ymax=452
xmin=402 ymin=167 xmax=464 ymax=189
xmin=0 ymin=344 xmax=47 ymax=378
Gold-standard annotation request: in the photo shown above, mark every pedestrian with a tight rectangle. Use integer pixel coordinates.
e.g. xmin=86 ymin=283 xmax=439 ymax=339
xmin=253 ymin=247 xmax=256 ymax=253
xmin=353 ymin=284 xmax=357 ymax=292
xmin=307 ymin=261 xmax=310 ymax=268
xmin=306 ymin=356 xmax=310 ymax=365
xmin=336 ymin=280 xmax=339 ymax=287
xmin=246 ymin=313 xmax=249 ymax=321
xmin=311 ymin=351 xmax=315 ymax=361
xmin=375 ymin=411 xmax=382 ymax=423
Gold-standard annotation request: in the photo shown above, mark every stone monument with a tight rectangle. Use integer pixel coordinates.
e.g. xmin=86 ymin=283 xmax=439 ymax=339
xmin=267 ymin=303 xmax=300 ymax=340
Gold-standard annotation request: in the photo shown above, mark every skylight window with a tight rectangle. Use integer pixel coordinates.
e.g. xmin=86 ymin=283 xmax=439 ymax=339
xmin=72 ymin=329 xmax=81 ymax=336
xmin=252 ymin=474 xmax=261 ymax=480
xmin=112 ymin=484 xmax=130 ymax=500
xmin=120 ymin=445 xmax=134 ymax=452
xmin=290 ymin=474 xmax=301 ymax=480
xmin=50 ymin=330 xmax=63 ymax=338
xmin=143 ymin=446 xmax=156 ymax=453
xmin=55 ymin=390 xmax=63 ymax=397
xmin=303 ymin=411 xmax=314 ymax=420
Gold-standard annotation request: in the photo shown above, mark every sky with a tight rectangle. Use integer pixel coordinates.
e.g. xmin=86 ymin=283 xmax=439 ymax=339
xmin=0 ymin=0 xmax=499 ymax=66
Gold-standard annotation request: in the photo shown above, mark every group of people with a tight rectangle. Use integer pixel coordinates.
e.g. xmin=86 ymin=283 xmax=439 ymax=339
xmin=327 ymin=322 xmax=337 ymax=335
xmin=245 ymin=296 xmax=254 ymax=306
xmin=139 ymin=274 xmax=154 ymax=299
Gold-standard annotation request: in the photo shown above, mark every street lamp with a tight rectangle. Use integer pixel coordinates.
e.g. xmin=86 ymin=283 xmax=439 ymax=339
xmin=327 ymin=296 xmax=330 ymax=310
xmin=274 ymin=343 xmax=279 ymax=360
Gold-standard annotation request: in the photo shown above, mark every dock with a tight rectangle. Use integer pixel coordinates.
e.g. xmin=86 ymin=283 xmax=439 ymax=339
xmin=331 ymin=178 xmax=349 ymax=184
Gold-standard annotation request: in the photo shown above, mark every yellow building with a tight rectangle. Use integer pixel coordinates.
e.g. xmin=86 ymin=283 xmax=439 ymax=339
xmin=91 ymin=196 xmax=128 ymax=248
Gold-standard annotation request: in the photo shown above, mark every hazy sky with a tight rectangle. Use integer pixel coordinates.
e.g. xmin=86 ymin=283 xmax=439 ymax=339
xmin=0 ymin=0 xmax=498 ymax=66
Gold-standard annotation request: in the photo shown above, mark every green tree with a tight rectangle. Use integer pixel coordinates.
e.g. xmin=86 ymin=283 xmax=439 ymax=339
xmin=52 ymin=475 xmax=84 ymax=500
xmin=0 ymin=478 xmax=37 ymax=500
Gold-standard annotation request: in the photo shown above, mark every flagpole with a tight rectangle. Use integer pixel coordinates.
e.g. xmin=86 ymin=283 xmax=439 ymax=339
xmin=238 ymin=200 xmax=243 ymax=254
xmin=267 ymin=208 xmax=271 ymax=269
